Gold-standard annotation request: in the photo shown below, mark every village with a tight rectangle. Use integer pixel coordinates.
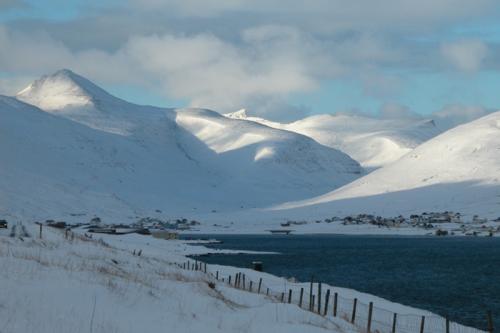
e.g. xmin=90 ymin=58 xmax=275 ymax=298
xmin=281 ymin=211 xmax=500 ymax=236
xmin=1 ymin=210 xmax=500 ymax=238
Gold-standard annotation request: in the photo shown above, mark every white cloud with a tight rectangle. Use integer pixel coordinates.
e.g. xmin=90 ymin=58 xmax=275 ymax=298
xmin=0 ymin=0 xmax=498 ymax=120
xmin=379 ymin=102 xmax=421 ymax=120
xmin=0 ymin=25 xmax=329 ymax=115
xmin=441 ymin=39 xmax=488 ymax=72
xmin=433 ymin=104 xmax=492 ymax=129
xmin=121 ymin=30 xmax=324 ymax=113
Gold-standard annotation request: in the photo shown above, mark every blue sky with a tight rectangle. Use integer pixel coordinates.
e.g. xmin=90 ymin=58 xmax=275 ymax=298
xmin=1 ymin=0 xmax=500 ymax=121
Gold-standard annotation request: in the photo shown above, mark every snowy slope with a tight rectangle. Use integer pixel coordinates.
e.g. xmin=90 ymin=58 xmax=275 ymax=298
xmin=0 ymin=223 xmax=358 ymax=333
xmin=226 ymin=110 xmax=440 ymax=169
xmin=1 ymin=70 xmax=362 ymax=222
xmin=274 ymin=111 xmax=500 ymax=218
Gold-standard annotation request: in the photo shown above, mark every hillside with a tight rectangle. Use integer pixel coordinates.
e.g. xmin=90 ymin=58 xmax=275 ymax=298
xmin=226 ymin=110 xmax=440 ymax=169
xmin=1 ymin=70 xmax=362 ymax=222
xmin=273 ymin=111 xmax=500 ymax=219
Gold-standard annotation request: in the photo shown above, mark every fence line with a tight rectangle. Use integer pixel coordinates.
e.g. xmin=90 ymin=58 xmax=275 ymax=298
xmin=176 ymin=259 xmax=491 ymax=333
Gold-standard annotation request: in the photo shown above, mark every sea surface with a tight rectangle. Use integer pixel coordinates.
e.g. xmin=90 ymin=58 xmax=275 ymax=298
xmin=186 ymin=234 xmax=500 ymax=330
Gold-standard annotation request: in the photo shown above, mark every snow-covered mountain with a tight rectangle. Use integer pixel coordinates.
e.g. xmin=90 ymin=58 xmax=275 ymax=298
xmin=226 ymin=110 xmax=440 ymax=169
xmin=274 ymin=110 xmax=500 ymax=218
xmin=2 ymin=70 xmax=362 ymax=221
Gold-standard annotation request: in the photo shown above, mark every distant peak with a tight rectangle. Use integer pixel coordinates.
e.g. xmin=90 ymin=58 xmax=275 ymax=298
xmin=225 ymin=109 xmax=248 ymax=119
xmin=16 ymin=69 xmax=116 ymax=111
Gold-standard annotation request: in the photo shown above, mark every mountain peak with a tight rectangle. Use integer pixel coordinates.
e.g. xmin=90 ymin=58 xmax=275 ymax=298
xmin=16 ymin=69 xmax=115 ymax=111
xmin=225 ymin=109 xmax=248 ymax=119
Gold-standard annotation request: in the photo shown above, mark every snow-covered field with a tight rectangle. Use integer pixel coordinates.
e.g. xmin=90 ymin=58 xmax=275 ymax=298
xmin=0 ymin=223 xmax=485 ymax=333
xmin=0 ymin=223 xmax=357 ymax=333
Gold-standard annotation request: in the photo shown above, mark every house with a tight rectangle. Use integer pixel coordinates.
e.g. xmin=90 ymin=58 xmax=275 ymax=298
xmin=151 ymin=230 xmax=179 ymax=240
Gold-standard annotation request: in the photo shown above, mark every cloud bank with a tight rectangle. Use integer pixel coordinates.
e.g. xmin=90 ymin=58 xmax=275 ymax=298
xmin=0 ymin=0 xmax=498 ymax=120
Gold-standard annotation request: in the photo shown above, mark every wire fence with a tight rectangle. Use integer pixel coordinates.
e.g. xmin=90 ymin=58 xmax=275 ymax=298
xmin=177 ymin=259 xmax=493 ymax=333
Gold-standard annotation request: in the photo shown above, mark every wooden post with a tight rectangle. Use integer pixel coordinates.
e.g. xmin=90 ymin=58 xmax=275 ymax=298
xmin=312 ymin=295 xmax=315 ymax=311
xmin=333 ymin=292 xmax=338 ymax=317
xmin=323 ymin=289 xmax=330 ymax=316
xmin=367 ymin=302 xmax=373 ymax=333
xmin=288 ymin=289 xmax=292 ymax=304
xmin=351 ymin=298 xmax=357 ymax=323
xmin=258 ymin=278 xmax=262 ymax=294
xmin=281 ymin=292 xmax=285 ymax=302
xmin=487 ymin=310 xmax=494 ymax=333
xmin=39 ymin=224 xmax=42 ymax=239
xmin=266 ymin=288 xmax=269 ymax=296
xmin=299 ymin=288 xmax=304 ymax=308
xmin=204 ymin=263 xmax=207 ymax=273
xmin=216 ymin=271 xmax=219 ymax=280
xmin=317 ymin=282 xmax=322 ymax=314
xmin=445 ymin=317 xmax=450 ymax=333
xmin=392 ymin=313 xmax=397 ymax=333
xmin=187 ymin=261 xmax=190 ymax=270
xmin=249 ymin=281 xmax=253 ymax=292
xmin=242 ymin=274 xmax=246 ymax=289
xmin=419 ymin=316 xmax=425 ymax=333
xmin=228 ymin=275 xmax=232 ymax=285
xmin=309 ymin=276 xmax=314 ymax=311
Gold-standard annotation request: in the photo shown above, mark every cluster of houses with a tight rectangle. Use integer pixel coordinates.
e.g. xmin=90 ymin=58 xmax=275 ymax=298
xmin=133 ymin=217 xmax=201 ymax=231
xmin=24 ymin=216 xmax=203 ymax=240
xmin=281 ymin=211 xmax=500 ymax=236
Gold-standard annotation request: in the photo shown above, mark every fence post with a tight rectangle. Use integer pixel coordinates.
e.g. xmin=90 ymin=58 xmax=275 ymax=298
xmin=309 ymin=276 xmax=314 ymax=311
xmin=266 ymin=288 xmax=269 ymax=296
xmin=323 ymin=289 xmax=330 ymax=316
xmin=228 ymin=275 xmax=232 ymax=285
xmin=258 ymin=278 xmax=262 ymax=294
xmin=317 ymin=282 xmax=322 ymax=314
xmin=445 ymin=317 xmax=450 ymax=333
xmin=351 ymin=298 xmax=357 ymax=324
xmin=39 ymin=224 xmax=42 ymax=239
xmin=299 ymin=288 xmax=304 ymax=308
xmin=281 ymin=292 xmax=285 ymax=302
xmin=333 ymin=292 xmax=338 ymax=317
xmin=216 ymin=271 xmax=219 ymax=280
xmin=288 ymin=289 xmax=292 ymax=304
xmin=242 ymin=274 xmax=246 ymax=290
xmin=204 ymin=263 xmax=207 ymax=273
xmin=249 ymin=281 xmax=253 ymax=292
xmin=392 ymin=313 xmax=397 ymax=333
xmin=487 ymin=311 xmax=494 ymax=333
xmin=419 ymin=316 xmax=425 ymax=333
xmin=312 ymin=295 xmax=315 ymax=310
xmin=367 ymin=302 xmax=373 ymax=333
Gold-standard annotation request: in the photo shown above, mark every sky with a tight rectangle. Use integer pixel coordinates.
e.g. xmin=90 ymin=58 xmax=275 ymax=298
xmin=1 ymin=0 xmax=500 ymax=122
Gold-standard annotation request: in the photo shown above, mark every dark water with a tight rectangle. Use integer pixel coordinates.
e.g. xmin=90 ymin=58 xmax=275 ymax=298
xmin=188 ymin=235 xmax=500 ymax=330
